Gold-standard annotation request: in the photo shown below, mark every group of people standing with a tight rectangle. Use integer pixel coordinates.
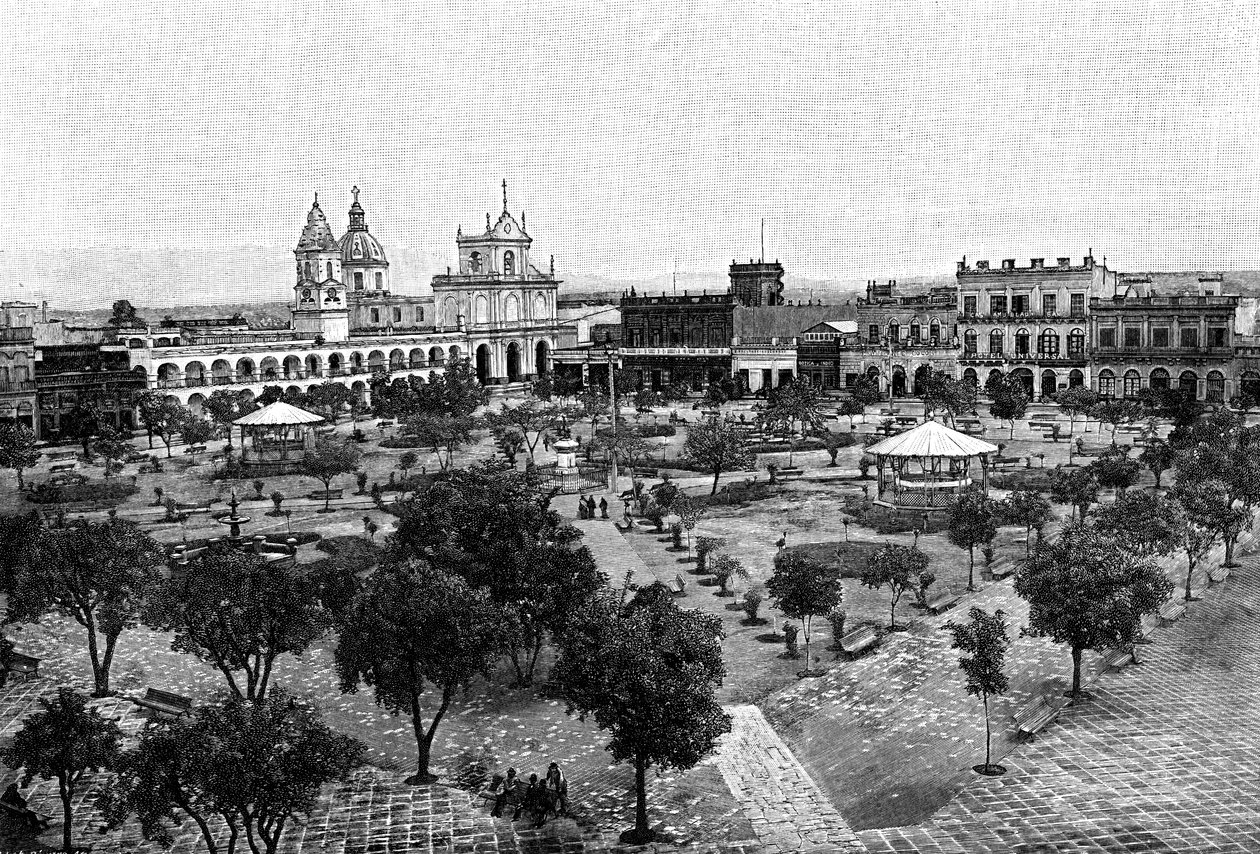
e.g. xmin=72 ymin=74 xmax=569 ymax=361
xmin=489 ymin=762 xmax=569 ymax=826
xmin=577 ymin=495 xmax=608 ymax=519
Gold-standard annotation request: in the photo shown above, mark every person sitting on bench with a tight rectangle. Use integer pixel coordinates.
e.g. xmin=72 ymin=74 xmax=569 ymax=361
xmin=513 ymin=773 xmax=541 ymax=822
xmin=1 ymin=782 xmax=44 ymax=832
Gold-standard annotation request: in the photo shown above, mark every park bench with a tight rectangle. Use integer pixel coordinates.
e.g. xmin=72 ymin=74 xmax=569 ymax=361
xmin=376 ymin=420 xmax=395 ymax=429
xmin=183 ymin=444 xmax=207 ymax=455
xmin=1210 ymin=566 xmax=1231 ymax=584
xmin=959 ymin=423 xmax=986 ymax=435
xmin=1157 ymin=600 xmax=1187 ymax=624
xmin=989 ymin=561 xmax=1017 ymax=580
xmin=1012 ymin=695 xmax=1061 ymax=738
xmin=4 ymin=652 xmax=41 ymax=683
xmin=1102 ymin=647 xmax=1140 ymax=670
xmin=131 ymin=688 xmax=194 ymax=719
xmin=308 ymin=488 xmax=344 ymax=501
xmin=0 ymin=799 xmax=52 ymax=831
xmin=839 ymin=625 xmax=880 ymax=658
xmin=1028 ymin=420 xmax=1057 ymax=430
xmin=924 ymin=589 xmax=959 ymax=614
xmin=48 ymin=462 xmax=76 ymax=473
xmin=665 ymin=573 xmax=687 ymax=597
xmin=894 ymin=416 xmax=919 ymax=426
xmin=1115 ymin=424 xmax=1144 ymax=434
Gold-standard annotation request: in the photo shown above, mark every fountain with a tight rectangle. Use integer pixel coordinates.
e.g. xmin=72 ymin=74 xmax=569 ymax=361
xmin=169 ymin=490 xmax=297 ymax=571
xmin=217 ymin=491 xmax=251 ymax=547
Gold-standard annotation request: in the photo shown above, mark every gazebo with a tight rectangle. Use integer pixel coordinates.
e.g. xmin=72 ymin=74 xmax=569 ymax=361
xmin=233 ymin=401 xmax=325 ymax=474
xmin=866 ymin=418 xmax=999 ymax=510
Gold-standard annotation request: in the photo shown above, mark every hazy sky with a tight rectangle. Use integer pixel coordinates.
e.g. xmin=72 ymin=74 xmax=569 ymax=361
xmin=1 ymin=0 xmax=1258 ymax=307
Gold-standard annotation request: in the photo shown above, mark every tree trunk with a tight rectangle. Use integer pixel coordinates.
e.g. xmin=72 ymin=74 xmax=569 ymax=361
xmin=889 ymin=593 xmax=898 ymax=630
xmin=1070 ymin=644 xmax=1083 ymax=699
xmin=967 ymin=544 xmax=975 ymax=590
xmin=82 ymin=618 xmax=110 ymax=697
xmin=1224 ymin=534 xmax=1238 ymax=568
xmin=59 ymin=774 xmax=73 ymax=854
xmin=711 ymin=470 xmax=720 ymax=495
xmin=633 ymin=754 xmax=650 ymax=838
xmin=802 ymin=615 xmax=812 ymax=671
xmin=15 ymin=468 xmax=24 ymax=490
xmin=982 ymin=692 xmax=991 ymax=769
xmin=1184 ymin=555 xmax=1197 ymax=601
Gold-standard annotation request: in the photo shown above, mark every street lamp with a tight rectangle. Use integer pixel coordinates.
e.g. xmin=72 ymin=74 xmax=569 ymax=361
xmin=882 ymin=335 xmax=896 ymax=416
xmin=604 ymin=344 xmax=619 ymax=495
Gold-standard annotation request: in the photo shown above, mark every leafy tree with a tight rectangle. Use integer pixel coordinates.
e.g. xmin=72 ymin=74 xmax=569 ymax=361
xmin=919 ymin=368 xmax=977 ymax=427
xmin=1050 ymin=465 xmax=1100 ymax=521
xmin=108 ymin=299 xmax=139 ymax=327
xmin=693 ymin=536 xmax=726 ymax=574
xmin=257 ymin=385 xmax=284 ymax=406
xmin=821 ymin=430 xmax=849 ymax=466
xmin=397 ymin=450 xmax=419 ymax=479
xmin=1090 ymin=490 xmax=1180 ymax=559
xmin=943 ymin=608 xmax=1010 ymax=775
xmin=576 ymin=387 xmax=611 ymax=436
xmin=1002 ymin=489 xmax=1052 ymax=557
xmin=144 ymin=550 xmax=330 ymax=701
xmin=634 ymin=387 xmax=661 ymax=412
xmin=402 ymin=413 xmax=479 ymax=471
xmin=1088 ymin=446 xmax=1141 ymax=496
xmin=1014 ymin=522 xmax=1172 ymax=698
xmin=709 ymin=553 xmax=747 ymax=597
xmin=683 ymin=418 xmax=756 ymax=494
xmin=64 ymin=397 xmax=105 ymax=458
xmin=595 ymin=430 xmax=651 ymax=474
xmin=0 ymin=420 xmax=40 ymax=488
xmin=1171 ymin=411 xmax=1260 ymax=567
xmin=302 ymin=381 xmax=354 ymax=422
xmin=766 ymin=551 xmax=842 ymax=669
xmin=838 ymin=396 xmax=867 ymax=430
xmin=1054 ymin=386 xmax=1100 ymax=434
xmin=103 ymin=691 xmax=362 ymax=854
xmin=1174 ymin=479 xmax=1241 ymax=599
xmin=92 ymin=425 xmax=132 ymax=478
xmin=531 ymin=371 xmax=555 ymax=401
xmin=861 ymin=542 xmax=931 ymax=630
xmin=947 ymin=488 xmax=998 ymax=589
xmin=300 ymin=437 xmax=362 ymax=511
xmin=552 ymin=371 xmax=584 ymax=402
xmin=429 ymin=356 xmax=489 ymax=417
xmin=987 ymin=374 xmax=1029 ymax=439
xmin=336 ymin=561 xmax=502 ymax=783
xmin=178 ymin=414 xmax=215 ymax=451
xmin=0 ymin=512 xmax=42 ymax=593
xmin=553 ymin=586 xmax=730 ymax=844
xmin=3 ymin=687 xmax=121 ymax=853
xmin=698 ymin=380 xmax=728 ymax=409
xmin=11 ymin=519 xmax=165 ymax=696
xmin=850 ymin=375 xmax=883 ymax=407
xmin=673 ymin=493 xmax=704 ymax=559
xmin=203 ymin=389 xmax=242 ymax=442
xmin=766 ymin=378 xmax=825 ymax=466
xmin=1139 ymin=437 xmax=1175 ymax=489
xmin=1089 ymin=399 xmax=1144 ymax=446
xmin=485 ymin=399 xmax=565 ymax=463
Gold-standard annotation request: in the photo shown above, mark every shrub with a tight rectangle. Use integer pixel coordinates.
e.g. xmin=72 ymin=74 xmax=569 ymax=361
xmin=827 ymin=606 xmax=846 ymax=645
xmin=25 ymin=479 xmax=138 ymax=505
xmin=670 ymin=522 xmax=684 ymax=549
xmin=741 ymin=589 xmax=764 ymax=622
xmin=356 ymin=471 xmax=368 ymax=494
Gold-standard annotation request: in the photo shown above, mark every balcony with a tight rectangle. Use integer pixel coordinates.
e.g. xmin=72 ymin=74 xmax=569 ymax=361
xmin=0 ymin=327 xmax=35 ymax=344
xmin=1093 ymin=346 xmax=1233 ymax=359
xmin=959 ymin=311 xmax=1088 ymax=322
xmin=619 ymin=346 xmax=731 ymax=357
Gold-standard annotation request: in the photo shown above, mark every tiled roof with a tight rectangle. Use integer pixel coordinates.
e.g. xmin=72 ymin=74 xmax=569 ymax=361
xmin=296 ymin=202 xmax=338 ymax=252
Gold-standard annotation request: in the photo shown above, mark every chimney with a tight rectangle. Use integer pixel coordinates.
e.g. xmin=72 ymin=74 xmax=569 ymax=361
xmin=1001 ymin=259 xmax=1015 ymax=271
xmin=1084 ymin=253 xmax=1094 ymax=267
xmin=976 ymin=260 xmax=990 ymax=271
xmin=1057 ymin=257 xmax=1070 ymax=268
xmin=1030 ymin=258 xmax=1044 ymax=269
xmin=956 ymin=260 xmax=966 ymax=273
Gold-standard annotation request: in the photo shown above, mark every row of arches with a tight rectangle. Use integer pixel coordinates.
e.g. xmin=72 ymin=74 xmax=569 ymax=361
xmin=155 ymin=346 xmax=463 ymax=388
xmin=1096 ymin=368 xmax=1226 ymax=402
xmin=181 ymin=381 xmax=371 ymax=418
xmin=963 ymin=328 xmax=1085 ymax=357
xmin=441 ymin=291 xmax=551 ymax=326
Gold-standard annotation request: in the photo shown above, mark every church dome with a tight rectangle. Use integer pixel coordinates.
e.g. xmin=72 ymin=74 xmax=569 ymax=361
xmin=296 ymin=197 xmax=338 ymax=252
xmin=338 ymin=187 xmax=388 ymax=266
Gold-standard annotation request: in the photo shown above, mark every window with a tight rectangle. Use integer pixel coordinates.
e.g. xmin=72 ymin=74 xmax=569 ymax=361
xmin=1098 ymin=370 xmax=1116 ymax=397
xmin=303 ymin=261 xmax=311 ymax=279
xmin=1123 ymin=327 xmax=1141 ymax=348
xmin=964 ymin=330 xmax=977 ymax=354
xmin=1209 ymin=327 xmax=1228 ymax=347
xmin=1012 ymin=294 xmax=1029 ymax=314
xmin=370 ymin=308 xmax=380 ymax=323
xmin=1042 ymin=294 xmax=1057 ymax=316
xmin=910 ymin=323 xmax=921 ymax=343
xmin=963 ymin=296 xmax=977 ymax=316
xmin=375 ymin=272 xmax=384 ymax=289
xmin=989 ymin=330 xmax=1004 ymax=355
xmin=392 ymin=307 xmax=402 ymax=323
xmin=418 ymin=308 xmax=424 ymax=322
xmin=990 ymin=295 xmax=1007 ymax=315
xmin=1207 ymin=371 xmax=1225 ymax=403
xmin=354 ymin=272 xmax=364 ymax=290
xmin=1070 ymin=293 xmax=1085 ymax=316
xmin=929 ymin=320 xmax=941 ymax=342
xmin=1068 ymin=329 xmax=1085 ymax=355
xmin=1152 ymin=327 xmax=1169 ymax=348
xmin=1180 ymin=327 xmax=1199 ymax=348
xmin=1149 ymin=368 xmax=1170 ymax=390
xmin=503 ymin=250 xmax=516 ymax=275
xmin=1123 ymin=370 xmax=1141 ymax=398
xmin=1179 ymin=371 xmax=1199 ymax=398
xmin=1015 ymin=329 xmax=1030 ymax=355
xmin=1039 ymin=330 xmax=1059 ymax=355
xmin=868 ymin=324 xmax=879 ymax=344
xmin=326 ymin=262 xmax=333 ymax=280
xmin=888 ymin=322 xmax=900 ymax=342
xmin=1099 ymin=328 xmax=1116 ymax=348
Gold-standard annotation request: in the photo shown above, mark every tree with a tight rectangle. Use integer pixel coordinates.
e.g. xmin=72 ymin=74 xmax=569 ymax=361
xmin=0 ymin=512 xmax=42 ymax=593
xmin=301 ymin=381 xmax=354 ymax=422
xmin=257 ymin=385 xmax=284 ymax=406
xmin=820 ymin=429 xmax=849 ymax=466
xmin=531 ymin=371 xmax=555 ymax=401
xmin=427 ymin=356 xmax=489 ymax=417
xmin=576 ymin=388 xmax=611 ymax=436
xmin=1088 ymin=446 xmax=1141 ymax=497
xmin=1050 ymin=465 xmax=1099 ymax=521
xmin=336 ymin=561 xmax=502 ymax=783
xmin=1053 ymin=386 xmax=1100 ymax=434
xmin=92 ymin=425 xmax=132 ymax=478
xmin=838 ymin=396 xmax=866 ymax=430
xmin=1090 ymin=490 xmax=1180 ymax=559
xmin=485 ymin=400 xmax=566 ymax=463
xmin=388 ymin=461 xmax=604 ymax=686
xmin=144 ymin=550 xmax=330 ymax=701
xmin=1088 ymin=399 xmax=1144 ymax=446
xmin=397 ymin=450 xmax=419 ymax=479
xmin=947 ymin=489 xmax=998 ymax=589
xmin=1174 ymin=479 xmax=1241 ymax=599
xmin=850 ymin=375 xmax=883 ymax=408
xmin=943 ymin=608 xmax=1010 ymax=775
xmin=402 ymin=412 xmax=479 ymax=471
xmin=683 ymin=419 xmax=756 ymax=494
xmin=553 ymin=586 xmax=730 ymax=844
xmin=987 ymin=374 xmax=1029 ymax=439
xmin=300 ymin=437 xmax=362 ymax=511
xmin=673 ymin=493 xmax=704 ymax=559
xmin=11 ymin=519 xmax=165 ymax=696
xmin=595 ymin=430 xmax=651 ymax=474
xmin=0 ymin=420 xmax=39 ymax=489
xmin=1137 ymin=437 xmax=1175 ymax=490
xmin=108 ymin=299 xmax=139 ymax=327
xmin=693 ymin=536 xmax=727 ymax=574
xmin=2 ymin=687 xmax=121 ymax=853
xmin=1002 ymin=489 xmax=1052 ymax=557
xmin=634 ymin=387 xmax=661 ymax=412
xmin=104 ymin=691 xmax=362 ymax=854
xmin=178 ymin=414 xmax=215 ymax=453
xmin=709 ymin=553 xmax=747 ymax=597
xmin=203 ymin=389 xmax=242 ymax=442
xmin=766 ymin=551 xmax=842 ymax=671
xmin=64 ymin=397 xmax=105 ymax=458
xmin=766 ymin=378 xmax=825 ymax=466
xmin=861 ymin=543 xmax=931 ymax=631
xmin=1171 ymin=411 xmax=1260 ymax=567
xmin=919 ymin=369 xmax=977 ymax=427
xmin=1014 ymin=522 xmax=1172 ymax=698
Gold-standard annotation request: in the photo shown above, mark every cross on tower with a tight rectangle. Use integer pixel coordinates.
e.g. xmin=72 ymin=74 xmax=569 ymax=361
xmin=502 ymin=179 xmax=508 ymax=212
xmin=352 ymin=185 xmax=360 ymax=205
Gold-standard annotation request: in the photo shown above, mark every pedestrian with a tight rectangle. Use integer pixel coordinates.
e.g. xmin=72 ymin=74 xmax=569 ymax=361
xmin=578 ymin=495 xmax=588 ymax=519
xmin=513 ymin=773 xmax=541 ymax=822
xmin=599 ymin=497 xmax=609 ymax=519
xmin=544 ymin=762 xmax=569 ymax=817
xmin=585 ymin=495 xmax=597 ymax=518
xmin=490 ymin=768 xmax=520 ymax=817
xmin=1 ymin=782 xmax=45 ymax=831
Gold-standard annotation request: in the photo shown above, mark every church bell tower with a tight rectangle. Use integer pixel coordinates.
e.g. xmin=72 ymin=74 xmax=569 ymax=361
xmin=291 ymin=194 xmax=349 ymax=342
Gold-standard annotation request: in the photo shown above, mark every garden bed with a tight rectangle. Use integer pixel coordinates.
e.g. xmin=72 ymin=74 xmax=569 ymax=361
xmin=782 ymin=541 xmax=885 ymax=578
xmin=25 ymin=480 xmax=139 ymax=505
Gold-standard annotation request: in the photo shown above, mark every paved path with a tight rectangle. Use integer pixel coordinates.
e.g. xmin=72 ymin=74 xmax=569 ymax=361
xmin=573 ymin=518 xmax=658 ymax=590
xmin=712 ymin=705 xmax=864 ymax=853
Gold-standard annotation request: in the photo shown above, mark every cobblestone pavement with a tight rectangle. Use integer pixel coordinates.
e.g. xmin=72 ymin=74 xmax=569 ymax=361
xmin=712 ymin=705 xmax=864 ymax=853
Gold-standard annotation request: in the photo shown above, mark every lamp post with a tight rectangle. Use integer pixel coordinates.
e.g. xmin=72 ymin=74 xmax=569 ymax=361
xmin=605 ymin=344 xmax=619 ymax=495
xmin=883 ymin=335 xmax=896 ymax=416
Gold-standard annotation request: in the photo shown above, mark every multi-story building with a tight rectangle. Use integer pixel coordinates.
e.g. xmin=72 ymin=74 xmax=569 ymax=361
xmin=729 ymin=259 xmax=785 ymax=307
xmin=1090 ymin=275 xmax=1237 ymax=403
xmin=35 ymin=343 xmax=146 ymax=439
xmin=794 ymin=321 xmax=860 ymax=389
xmin=855 ymin=280 xmax=958 ymax=397
xmin=619 ymin=292 xmax=735 ymax=391
xmin=956 ymin=255 xmax=1110 ymax=400
xmin=0 ymin=302 xmax=38 ymax=431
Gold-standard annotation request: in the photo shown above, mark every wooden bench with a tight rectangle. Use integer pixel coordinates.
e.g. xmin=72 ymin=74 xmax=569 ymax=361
xmin=924 ymin=589 xmax=959 ymax=614
xmin=308 ymin=488 xmax=344 ymax=501
xmin=1102 ymin=647 xmax=1139 ymax=670
xmin=990 ymin=561 xmax=1017 ymax=580
xmin=376 ymin=420 xmax=395 ymax=429
xmin=4 ymin=652 xmax=41 ymax=683
xmin=0 ymin=799 xmax=52 ymax=830
xmin=1028 ymin=420 xmax=1057 ymax=430
xmin=183 ymin=444 xmax=207 ymax=455
xmin=959 ymin=423 xmax=986 ymax=435
xmin=1115 ymin=425 xmax=1144 ymax=434
xmin=1012 ymin=695 xmax=1061 ymax=737
xmin=840 ymin=625 xmax=879 ymax=657
xmin=131 ymin=688 xmax=194 ymax=719
xmin=1157 ymin=600 xmax=1187 ymax=624
xmin=894 ymin=416 xmax=919 ymax=426
xmin=665 ymin=573 xmax=687 ymax=597
xmin=1210 ymin=566 xmax=1231 ymax=584
xmin=49 ymin=462 xmax=76 ymax=473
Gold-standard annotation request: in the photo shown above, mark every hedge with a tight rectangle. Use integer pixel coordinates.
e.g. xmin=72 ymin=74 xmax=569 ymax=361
xmin=26 ymin=480 xmax=139 ymax=505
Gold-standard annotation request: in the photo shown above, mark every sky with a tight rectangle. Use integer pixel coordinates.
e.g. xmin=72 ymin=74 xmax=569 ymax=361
xmin=0 ymin=0 xmax=1257 ymax=308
